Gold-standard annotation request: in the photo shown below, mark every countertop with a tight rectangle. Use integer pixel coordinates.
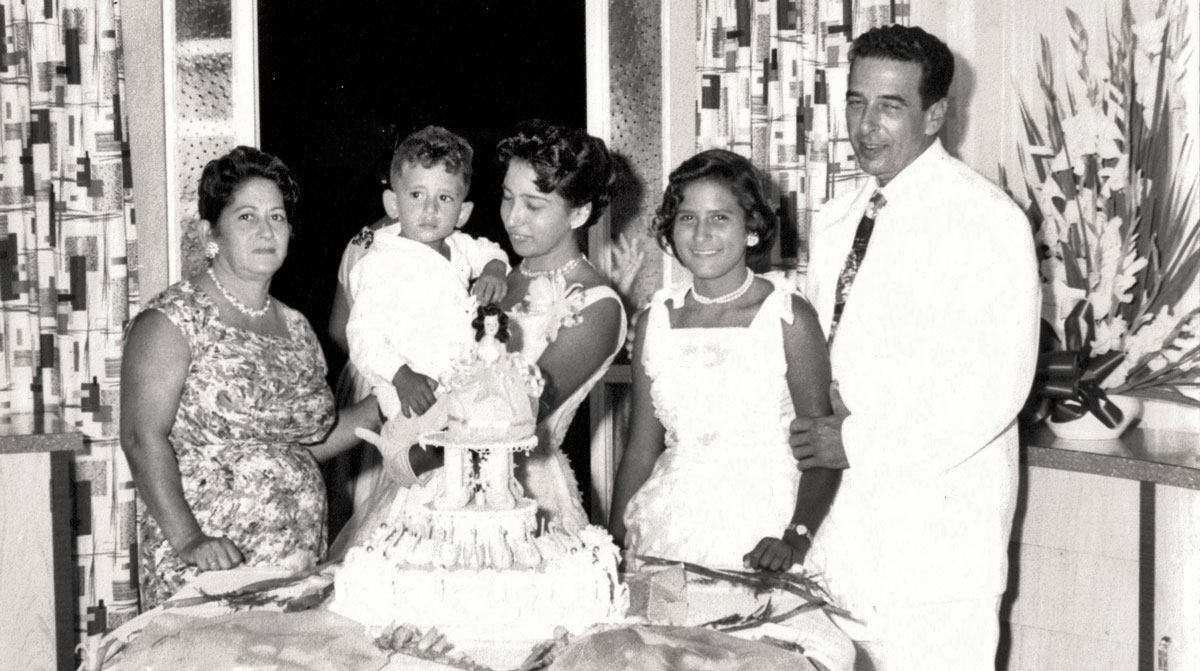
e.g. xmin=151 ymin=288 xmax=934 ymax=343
xmin=1023 ymin=424 xmax=1200 ymax=490
xmin=0 ymin=412 xmax=85 ymax=454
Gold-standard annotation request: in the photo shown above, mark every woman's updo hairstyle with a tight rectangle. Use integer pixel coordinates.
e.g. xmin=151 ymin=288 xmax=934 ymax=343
xmin=651 ymin=148 xmax=777 ymax=260
xmin=198 ymin=146 xmax=300 ymax=230
xmin=495 ymin=119 xmax=615 ymax=230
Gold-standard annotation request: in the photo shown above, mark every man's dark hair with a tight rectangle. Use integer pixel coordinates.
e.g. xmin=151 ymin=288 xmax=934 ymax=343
xmin=850 ymin=25 xmax=954 ymax=109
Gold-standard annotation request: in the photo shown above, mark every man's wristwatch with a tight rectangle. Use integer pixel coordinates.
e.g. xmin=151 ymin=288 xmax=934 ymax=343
xmin=783 ymin=523 xmax=814 ymax=546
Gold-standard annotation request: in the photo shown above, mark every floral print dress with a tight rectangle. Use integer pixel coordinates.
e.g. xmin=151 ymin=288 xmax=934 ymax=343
xmin=137 ymin=281 xmax=336 ymax=609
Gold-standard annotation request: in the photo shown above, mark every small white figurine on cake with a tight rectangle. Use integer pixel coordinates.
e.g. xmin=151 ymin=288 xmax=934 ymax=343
xmin=423 ymin=302 xmax=543 ymax=511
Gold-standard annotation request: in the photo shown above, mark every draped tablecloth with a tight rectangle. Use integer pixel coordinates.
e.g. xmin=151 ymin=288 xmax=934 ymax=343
xmin=84 ymin=565 xmax=854 ymax=671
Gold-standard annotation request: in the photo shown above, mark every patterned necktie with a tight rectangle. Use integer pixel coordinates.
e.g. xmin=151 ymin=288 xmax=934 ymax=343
xmin=828 ymin=191 xmax=886 ymax=344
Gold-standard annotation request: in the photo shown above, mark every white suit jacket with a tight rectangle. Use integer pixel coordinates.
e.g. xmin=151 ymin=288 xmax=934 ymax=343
xmin=346 ymin=231 xmax=508 ymax=382
xmin=804 ymin=139 xmax=1040 ymax=611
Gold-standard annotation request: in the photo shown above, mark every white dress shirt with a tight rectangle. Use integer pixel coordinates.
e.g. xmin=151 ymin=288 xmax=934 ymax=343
xmin=346 ymin=230 xmax=508 ymax=384
xmin=804 ymin=139 xmax=1040 ymax=612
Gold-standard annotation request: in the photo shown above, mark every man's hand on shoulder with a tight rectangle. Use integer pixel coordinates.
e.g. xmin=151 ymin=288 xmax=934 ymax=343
xmin=790 ymin=382 xmax=850 ymax=470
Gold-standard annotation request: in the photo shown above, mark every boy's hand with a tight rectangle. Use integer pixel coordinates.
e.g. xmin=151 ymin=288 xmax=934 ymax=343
xmin=471 ymin=259 xmax=509 ymax=305
xmin=392 ymin=364 xmax=438 ymax=417
xmin=472 ymin=273 xmax=508 ymax=305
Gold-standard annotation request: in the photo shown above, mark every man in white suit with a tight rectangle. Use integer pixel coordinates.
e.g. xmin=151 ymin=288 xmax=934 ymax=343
xmin=792 ymin=25 xmax=1040 ymax=670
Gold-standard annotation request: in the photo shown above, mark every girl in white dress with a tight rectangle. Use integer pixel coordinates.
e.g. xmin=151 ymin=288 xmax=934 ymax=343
xmin=610 ymin=149 xmax=840 ymax=572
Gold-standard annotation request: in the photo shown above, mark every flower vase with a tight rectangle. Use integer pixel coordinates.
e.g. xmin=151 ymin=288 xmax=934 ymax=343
xmin=1046 ymin=395 xmax=1143 ymax=440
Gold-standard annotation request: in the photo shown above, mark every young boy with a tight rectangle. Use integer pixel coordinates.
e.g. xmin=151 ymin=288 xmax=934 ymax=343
xmin=346 ymin=125 xmax=509 ymax=453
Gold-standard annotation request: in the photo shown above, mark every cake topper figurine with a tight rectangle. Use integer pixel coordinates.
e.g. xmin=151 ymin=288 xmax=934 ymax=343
xmin=423 ymin=303 xmax=543 ymax=512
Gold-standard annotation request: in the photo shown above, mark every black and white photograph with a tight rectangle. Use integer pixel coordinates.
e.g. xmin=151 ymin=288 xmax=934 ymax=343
xmin=0 ymin=1 xmax=1196 ymax=670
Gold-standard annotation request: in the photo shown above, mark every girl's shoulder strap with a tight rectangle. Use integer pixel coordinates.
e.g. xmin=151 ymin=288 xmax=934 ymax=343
xmin=650 ymin=281 xmax=689 ymax=309
xmin=759 ymin=272 xmax=800 ymax=326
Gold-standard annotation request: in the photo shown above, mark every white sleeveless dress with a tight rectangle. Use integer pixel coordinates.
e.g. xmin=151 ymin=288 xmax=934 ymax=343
xmin=328 ymin=280 xmax=625 ymax=557
xmin=624 ymin=276 xmax=801 ymax=569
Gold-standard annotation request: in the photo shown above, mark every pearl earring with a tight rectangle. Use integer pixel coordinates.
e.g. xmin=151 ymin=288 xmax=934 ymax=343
xmin=205 ymin=241 xmax=219 ymax=259
xmin=746 ymin=233 xmax=760 ymax=247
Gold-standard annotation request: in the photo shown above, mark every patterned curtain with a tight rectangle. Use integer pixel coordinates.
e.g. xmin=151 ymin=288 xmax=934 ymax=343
xmin=0 ymin=0 xmax=140 ymax=654
xmin=696 ymin=0 xmax=910 ymax=267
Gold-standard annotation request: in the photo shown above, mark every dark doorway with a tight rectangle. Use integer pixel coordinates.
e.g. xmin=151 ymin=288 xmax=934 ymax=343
xmin=255 ymin=1 xmax=589 ymax=533
xmin=258 ymin=0 xmax=587 ymax=368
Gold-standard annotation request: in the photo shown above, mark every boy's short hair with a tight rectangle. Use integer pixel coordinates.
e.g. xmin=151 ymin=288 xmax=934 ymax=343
xmin=390 ymin=125 xmax=474 ymax=192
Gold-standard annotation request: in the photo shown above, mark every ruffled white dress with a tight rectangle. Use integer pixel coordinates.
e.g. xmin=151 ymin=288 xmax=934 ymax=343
xmin=624 ymin=276 xmax=801 ymax=569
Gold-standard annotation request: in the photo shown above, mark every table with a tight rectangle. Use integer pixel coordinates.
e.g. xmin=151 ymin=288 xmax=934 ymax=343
xmin=0 ymin=412 xmax=85 ymax=671
xmin=90 ymin=564 xmax=854 ymax=671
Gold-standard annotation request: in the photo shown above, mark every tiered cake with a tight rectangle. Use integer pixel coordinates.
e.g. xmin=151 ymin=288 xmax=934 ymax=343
xmin=331 ymin=308 xmax=628 ymax=642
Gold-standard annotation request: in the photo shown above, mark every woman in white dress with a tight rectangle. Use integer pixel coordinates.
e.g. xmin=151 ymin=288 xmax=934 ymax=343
xmin=325 ymin=215 xmax=396 ymax=531
xmin=610 ymin=149 xmax=841 ymax=572
xmin=330 ymin=120 xmax=624 ymax=555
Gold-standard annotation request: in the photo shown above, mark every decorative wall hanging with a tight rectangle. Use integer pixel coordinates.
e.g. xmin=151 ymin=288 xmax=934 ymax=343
xmin=696 ymin=0 xmax=910 ymax=267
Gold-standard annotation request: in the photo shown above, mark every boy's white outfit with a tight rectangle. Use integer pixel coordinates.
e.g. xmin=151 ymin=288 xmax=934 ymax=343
xmin=803 ymin=139 xmax=1039 ymax=669
xmin=346 ymin=229 xmax=508 ymax=442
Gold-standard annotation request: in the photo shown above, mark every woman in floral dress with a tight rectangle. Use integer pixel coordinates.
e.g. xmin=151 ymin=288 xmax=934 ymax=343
xmin=330 ymin=120 xmax=624 ymax=553
xmin=120 ymin=147 xmax=380 ymax=609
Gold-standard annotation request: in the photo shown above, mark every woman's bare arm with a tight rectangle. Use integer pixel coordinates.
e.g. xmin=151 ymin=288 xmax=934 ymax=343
xmin=607 ymin=312 xmax=664 ymax=547
xmin=327 ymin=282 xmax=351 ymax=355
xmin=120 ymin=310 xmax=243 ymax=570
xmin=306 ymin=395 xmax=382 ymax=462
xmin=533 ymin=295 xmax=623 ymax=418
xmin=745 ymin=295 xmax=840 ymax=571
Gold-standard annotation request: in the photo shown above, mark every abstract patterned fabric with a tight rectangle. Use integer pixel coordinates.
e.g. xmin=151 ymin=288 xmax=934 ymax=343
xmin=0 ymin=0 xmax=140 ymax=654
xmin=696 ymin=0 xmax=909 ymax=265
xmin=137 ymin=281 xmax=334 ymax=609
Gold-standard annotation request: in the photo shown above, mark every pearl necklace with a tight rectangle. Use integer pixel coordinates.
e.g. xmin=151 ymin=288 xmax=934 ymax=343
xmin=518 ymin=255 xmax=586 ymax=279
xmin=691 ymin=268 xmax=755 ymax=305
xmin=207 ymin=267 xmax=271 ymax=319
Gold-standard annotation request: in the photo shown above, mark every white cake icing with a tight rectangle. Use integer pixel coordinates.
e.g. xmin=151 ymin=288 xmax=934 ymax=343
xmin=442 ymin=380 xmax=536 ymax=443
xmin=332 ymin=508 xmax=628 ymax=641
xmin=331 ymin=304 xmax=628 ymax=641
